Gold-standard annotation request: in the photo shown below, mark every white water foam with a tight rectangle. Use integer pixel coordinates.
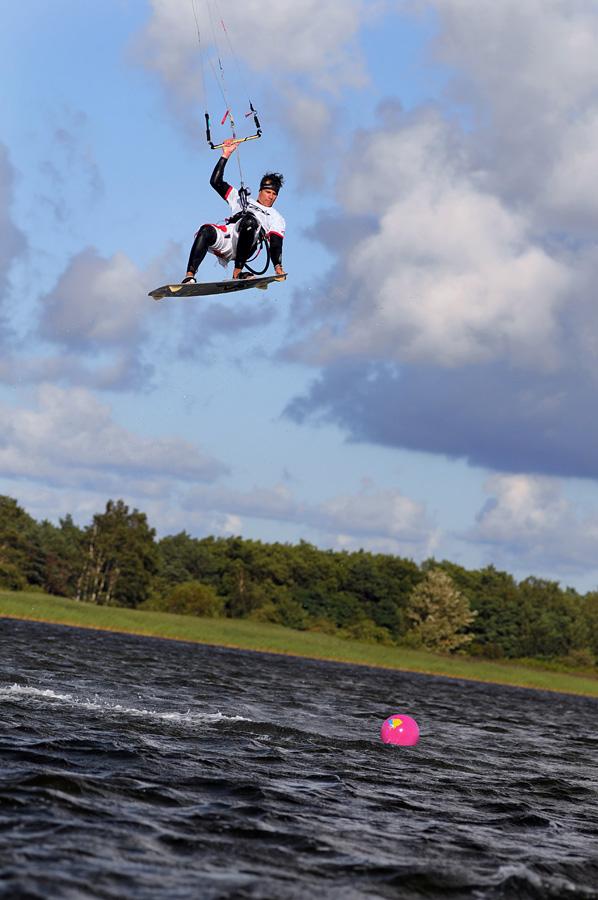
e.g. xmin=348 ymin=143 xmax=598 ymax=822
xmin=491 ymin=864 xmax=595 ymax=899
xmin=0 ymin=683 xmax=249 ymax=727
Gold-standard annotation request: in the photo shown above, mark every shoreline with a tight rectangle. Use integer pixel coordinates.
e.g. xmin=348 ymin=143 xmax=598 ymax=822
xmin=2 ymin=591 xmax=597 ymax=699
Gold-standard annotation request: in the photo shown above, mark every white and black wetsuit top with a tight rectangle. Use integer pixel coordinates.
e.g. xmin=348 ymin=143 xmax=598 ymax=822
xmin=210 ymin=157 xmax=285 ymax=267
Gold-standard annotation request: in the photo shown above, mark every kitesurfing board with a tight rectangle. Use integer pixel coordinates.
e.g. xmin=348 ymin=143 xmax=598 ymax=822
xmin=149 ymin=274 xmax=286 ymax=301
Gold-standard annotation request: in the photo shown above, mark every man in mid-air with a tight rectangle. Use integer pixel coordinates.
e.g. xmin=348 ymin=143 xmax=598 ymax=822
xmin=182 ymin=139 xmax=285 ymax=284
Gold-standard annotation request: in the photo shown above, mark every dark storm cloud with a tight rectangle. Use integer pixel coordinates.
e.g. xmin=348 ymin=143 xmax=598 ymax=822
xmin=285 ymin=360 xmax=598 ymax=480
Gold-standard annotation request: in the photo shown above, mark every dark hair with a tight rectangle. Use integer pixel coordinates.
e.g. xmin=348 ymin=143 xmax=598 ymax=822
xmin=259 ymin=172 xmax=284 ymax=193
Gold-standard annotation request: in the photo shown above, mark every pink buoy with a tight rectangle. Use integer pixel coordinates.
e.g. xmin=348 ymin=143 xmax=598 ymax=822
xmin=380 ymin=714 xmax=420 ymax=746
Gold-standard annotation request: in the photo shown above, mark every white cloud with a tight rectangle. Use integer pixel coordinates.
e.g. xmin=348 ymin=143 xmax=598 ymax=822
xmin=0 ymin=349 xmax=154 ymax=394
xmin=39 ymin=247 xmax=151 ymax=349
xmin=276 ymin=85 xmax=339 ymax=184
xmin=184 ymin=483 xmax=298 ymax=522
xmin=542 ymin=110 xmax=598 ymax=227
xmin=134 ymin=0 xmax=373 ymax=165
xmin=0 ymin=384 xmax=227 ymax=489
xmin=3 ymin=466 xmax=437 ymax=560
xmin=282 ymin=2 xmax=598 ymax=490
xmin=28 ymin=247 xmax=157 ymax=390
xmin=181 ymin=479 xmax=436 ymax=556
xmin=428 ymin=0 xmax=598 ymax=231
xmin=317 ymin=486 xmax=434 ymax=546
xmin=288 ymin=109 xmax=571 ymax=369
xmin=468 ymin=473 xmax=598 ymax=573
xmin=138 ymin=0 xmax=370 ymax=96
xmin=285 ymin=1 xmax=598 ymax=371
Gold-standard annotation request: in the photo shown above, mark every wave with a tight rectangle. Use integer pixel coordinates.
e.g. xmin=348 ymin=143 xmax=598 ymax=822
xmin=0 ymin=683 xmax=248 ymax=727
xmin=489 ymin=862 xmax=598 ymax=899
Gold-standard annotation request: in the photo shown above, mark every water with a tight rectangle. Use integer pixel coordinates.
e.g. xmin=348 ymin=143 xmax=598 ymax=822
xmin=1 ymin=619 xmax=597 ymax=899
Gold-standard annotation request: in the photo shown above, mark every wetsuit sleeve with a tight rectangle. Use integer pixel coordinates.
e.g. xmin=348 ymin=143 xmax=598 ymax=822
xmin=210 ymin=157 xmax=233 ymax=201
xmin=269 ymin=233 xmax=283 ymax=268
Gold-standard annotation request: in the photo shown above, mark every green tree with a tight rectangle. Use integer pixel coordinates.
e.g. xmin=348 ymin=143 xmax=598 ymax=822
xmin=405 ymin=568 xmax=477 ymax=652
xmin=0 ymin=558 xmax=27 ymax=590
xmin=37 ymin=516 xmax=86 ymax=597
xmin=342 ymin=616 xmax=394 ymax=645
xmin=249 ymin=585 xmax=310 ymax=630
xmin=145 ymin=580 xmax=224 ymax=617
xmin=582 ymin=592 xmax=598 ymax=660
xmin=221 ymin=558 xmax=262 ymax=617
xmin=466 ymin=565 xmax=522 ymax=658
xmin=157 ymin=532 xmax=230 ymax=589
xmin=76 ymin=500 xmax=159 ymax=607
xmin=515 ymin=578 xmax=589 ymax=659
xmin=0 ymin=496 xmax=44 ymax=588
xmin=339 ymin=551 xmax=420 ymax=639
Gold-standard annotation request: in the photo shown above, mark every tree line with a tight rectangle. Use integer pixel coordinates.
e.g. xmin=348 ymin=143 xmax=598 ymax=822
xmin=1 ymin=495 xmax=597 ymax=667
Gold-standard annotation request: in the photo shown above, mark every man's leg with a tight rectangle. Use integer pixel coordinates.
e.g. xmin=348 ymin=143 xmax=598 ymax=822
xmin=184 ymin=225 xmax=218 ymax=281
xmin=232 ymin=215 xmax=260 ymax=278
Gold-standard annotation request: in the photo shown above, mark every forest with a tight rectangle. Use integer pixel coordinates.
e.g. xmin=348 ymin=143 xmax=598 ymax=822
xmin=1 ymin=495 xmax=597 ymax=667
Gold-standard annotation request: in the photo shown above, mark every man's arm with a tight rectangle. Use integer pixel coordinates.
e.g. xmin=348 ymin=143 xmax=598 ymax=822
xmin=209 ymin=139 xmax=236 ymax=200
xmin=269 ymin=234 xmax=284 ymax=276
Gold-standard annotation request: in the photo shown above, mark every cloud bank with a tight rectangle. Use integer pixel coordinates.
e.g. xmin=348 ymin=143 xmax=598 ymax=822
xmin=284 ymin=1 xmax=598 ymax=482
xmin=469 ymin=473 xmax=598 ymax=575
xmin=139 ymin=0 xmax=370 ymax=95
xmin=0 ymin=384 xmax=228 ymax=492
xmin=181 ymin=479 xmax=437 ymax=557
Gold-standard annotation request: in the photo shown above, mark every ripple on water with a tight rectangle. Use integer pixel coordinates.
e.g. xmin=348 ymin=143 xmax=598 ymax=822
xmin=0 ymin=618 xmax=597 ymax=899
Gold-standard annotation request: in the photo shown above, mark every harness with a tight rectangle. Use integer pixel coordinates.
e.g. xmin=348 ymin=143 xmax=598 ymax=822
xmin=225 ymin=187 xmax=271 ymax=276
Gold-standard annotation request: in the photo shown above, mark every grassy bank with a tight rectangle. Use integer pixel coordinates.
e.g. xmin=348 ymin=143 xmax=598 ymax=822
xmin=2 ymin=589 xmax=597 ymax=697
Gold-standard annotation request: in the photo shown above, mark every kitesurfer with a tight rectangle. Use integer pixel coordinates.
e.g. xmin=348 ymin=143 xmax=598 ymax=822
xmin=182 ymin=139 xmax=285 ymax=284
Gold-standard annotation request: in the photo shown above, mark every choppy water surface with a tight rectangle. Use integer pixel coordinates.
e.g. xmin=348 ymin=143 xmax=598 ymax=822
xmin=1 ymin=619 xmax=597 ymax=899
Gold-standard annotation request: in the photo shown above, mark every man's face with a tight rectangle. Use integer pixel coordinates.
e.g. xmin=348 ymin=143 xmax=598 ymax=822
xmin=258 ymin=187 xmax=278 ymax=207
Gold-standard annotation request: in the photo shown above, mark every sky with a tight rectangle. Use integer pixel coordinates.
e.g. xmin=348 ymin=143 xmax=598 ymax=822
xmin=4 ymin=0 xmax=598 ymax=591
